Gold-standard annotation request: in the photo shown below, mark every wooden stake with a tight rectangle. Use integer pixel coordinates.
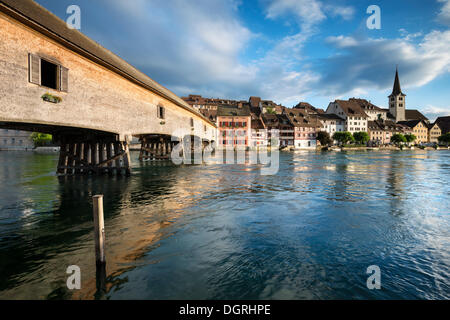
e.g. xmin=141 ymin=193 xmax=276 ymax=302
xmin=93 ymin=195 xmax=106 ymax=266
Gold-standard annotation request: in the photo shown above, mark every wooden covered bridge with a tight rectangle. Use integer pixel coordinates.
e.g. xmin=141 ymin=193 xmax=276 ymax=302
xmin=0 ymin=0 xmax=216 ymax=175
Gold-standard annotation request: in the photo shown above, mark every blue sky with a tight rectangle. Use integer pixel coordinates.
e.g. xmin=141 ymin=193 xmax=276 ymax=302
xmin=35 ymin=0 xmax=450 ymax=120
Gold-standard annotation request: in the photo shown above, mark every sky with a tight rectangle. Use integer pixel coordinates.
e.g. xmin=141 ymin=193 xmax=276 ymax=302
xmin=35 ymin=0 xmax=450 ymax=120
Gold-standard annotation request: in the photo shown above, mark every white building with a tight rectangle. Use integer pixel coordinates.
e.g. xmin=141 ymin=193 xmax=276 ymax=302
xmin=0 ymin=129 xmax=34 ymax=150
xmin=326 ymin=100 xmax=369 ymax=133
xmin=317 ymin=113 xmax=346 ymax=135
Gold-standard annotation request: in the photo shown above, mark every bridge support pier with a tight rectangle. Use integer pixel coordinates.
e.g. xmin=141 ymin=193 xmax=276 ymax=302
xmin=57 ymin=135 xmax=131 ymax=176
xmin=139 ymin=135 xmax=176 ymax=161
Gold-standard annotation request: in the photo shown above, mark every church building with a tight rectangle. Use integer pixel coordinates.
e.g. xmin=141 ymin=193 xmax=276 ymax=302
xmin=388 ymin=68 xmax=429 ymax=124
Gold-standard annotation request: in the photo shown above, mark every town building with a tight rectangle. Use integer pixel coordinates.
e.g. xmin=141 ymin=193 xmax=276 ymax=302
xmin=368 ymin=120 xmax=411 ymax=145
xmin=0 ymin=129 xmax=34 ymax=150
xmin=199 ymin=109 xmax=218 ymax=123
xmin=435 ymin=116 xmax=450 ymax=134
xmin=284 ymin=109 xmax=321 ymax=149
xmin=325 ymin=100 xmax=369 ymax=133
xmin=261 ymin=114 xmax=294 ymax=148
xmin=389 ymin=68 xmax=407 ymax=122
xmin=217 ymin=105 xmax=252 ymax=149
xmin=386 ymin=69 xmax=429 ymax=124
xmin=182 ymin=95 xmax=237 ymax=111
xmin=316 ymin=113 xmax=346 ymax=135
xmin=250 ymin=118 xmax=268 ymax=148
xmin=349 ymin=98 xmax=388 ymax=121
xmin=397 ymin=120 xmax=429 ymax=144
xmin=293 ymin=102 xmax=325 ymax=115
xmin=428 ymin=122 xmax=442 ymax=143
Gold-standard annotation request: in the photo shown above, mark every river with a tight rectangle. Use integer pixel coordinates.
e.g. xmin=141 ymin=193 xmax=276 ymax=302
xmin=0 ymin=150 xmax=449 ymax=299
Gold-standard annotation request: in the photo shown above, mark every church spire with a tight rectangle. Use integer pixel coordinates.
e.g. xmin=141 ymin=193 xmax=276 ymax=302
xmin=391 ymin=67 xmax=404 ymax=96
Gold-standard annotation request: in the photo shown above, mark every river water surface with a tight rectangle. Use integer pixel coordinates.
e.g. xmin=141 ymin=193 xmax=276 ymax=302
xmin=0 ymin=150 xmax=449 ymax=299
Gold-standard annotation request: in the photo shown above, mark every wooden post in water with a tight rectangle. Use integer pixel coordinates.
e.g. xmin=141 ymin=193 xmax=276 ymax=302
xmin=93 ymin=195 xmax=106 ymax=266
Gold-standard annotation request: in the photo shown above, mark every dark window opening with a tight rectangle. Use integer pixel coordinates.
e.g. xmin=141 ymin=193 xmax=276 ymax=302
xmin=157 ymin=106 xmax=165 ymax=119
xmin=41 ymin=59 xmax=58 ymax=89
xmin=190 ymin=118 xmax=194 ymax=128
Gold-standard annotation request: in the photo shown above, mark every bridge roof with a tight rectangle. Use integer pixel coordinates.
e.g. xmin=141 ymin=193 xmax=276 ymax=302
xmin=0 ymin=0 xmax=216 ymax=127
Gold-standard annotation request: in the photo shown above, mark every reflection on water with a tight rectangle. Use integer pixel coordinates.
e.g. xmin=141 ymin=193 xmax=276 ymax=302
xmin=0 ymin=150 xmax=449 ymax=299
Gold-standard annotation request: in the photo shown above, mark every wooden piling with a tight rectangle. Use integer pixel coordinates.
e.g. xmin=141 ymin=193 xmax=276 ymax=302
xmin=93 ymin=195 xmax=106 ymax=266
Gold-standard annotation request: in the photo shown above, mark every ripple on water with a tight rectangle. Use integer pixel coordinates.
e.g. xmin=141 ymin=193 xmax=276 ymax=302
xmin=0 ymin=151 xmax=449 ymax=299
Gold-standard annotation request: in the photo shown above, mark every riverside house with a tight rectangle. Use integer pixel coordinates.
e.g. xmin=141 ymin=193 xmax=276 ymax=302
xmin=435 ymin=116 xmax=450 ymax=134
xmin=217 ymin=105 xmax=252 ymax=149
xmin=284 ymin=109 xmax=321 ymax=149
xmin=316 ymin=113 xmax=346 ymax=135
xmin=350 ymin=98 xmax=388 ymax=121
xmin=325 ymin=100 xmax=369 ymax=133
xmin=261 ymin=113 xmax=295 ymax=148
xmin=368 ymin=120 xmax=412 ymax=145
xmin=397 ymin=120 xmax=429 ymax=144
xmin=428 ymin=122 xmax=442 ymax=143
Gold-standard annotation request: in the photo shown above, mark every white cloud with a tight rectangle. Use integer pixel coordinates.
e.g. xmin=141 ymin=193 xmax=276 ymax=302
xmin=266 ymin=0 xmax=325 ymax=32
xmin=422 ymin=105 xmax=450 ymax=121
xmin=437 ymin=0 xmax=450 ymax=26
xmin=265 ymin=0 xmax=354 ymax=32
xmin=324 ymin=4 xmax=355 ymax=21
xmin=104 ymin=0 xmax=256 ymax=98
xmin=399 ymin=28 xmax=423 ymax=41
xmin=319 ymin=30 xmax=450 ymax=96
xmin=100 ymin=0 xmax=447 ymax=108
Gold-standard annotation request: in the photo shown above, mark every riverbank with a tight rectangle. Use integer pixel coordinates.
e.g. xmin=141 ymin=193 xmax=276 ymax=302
xmin=319 ymin=146 xmax=450 ymax=152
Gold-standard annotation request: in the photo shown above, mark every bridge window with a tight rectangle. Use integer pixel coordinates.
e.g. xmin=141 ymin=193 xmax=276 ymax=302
xmin=41 ymin=59 xmax=58 ymax=90
xmin=190 ymin=118 xmax=194 ymax=128
xmin=28 ymin=54 xmax=69 ymax=92
xmin=157 ymin=105 xmax=165 ymax=119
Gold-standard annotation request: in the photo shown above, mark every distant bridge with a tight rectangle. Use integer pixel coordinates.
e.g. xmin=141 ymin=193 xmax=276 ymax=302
xmin=0 ymin=0 xmax=216 ymax=175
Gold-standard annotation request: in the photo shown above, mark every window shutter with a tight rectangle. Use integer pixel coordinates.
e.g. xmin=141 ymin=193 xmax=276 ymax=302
xmin=28 ymin=53 xmax=41 ymax=85
xmin=60 ymin=66 xmax=69 ymax=92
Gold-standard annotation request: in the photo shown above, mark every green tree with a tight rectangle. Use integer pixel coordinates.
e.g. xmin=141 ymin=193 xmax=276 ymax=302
xmin=333 ymin=131 xmax=354 ymax=145
xmin=266 ymin=107 xmax=276 ymax=115
xmin=438 ymin=133 xmax=450 ymax=145
xmin=30 ymin=132 xmax=53 ymax=147
xmin=391 ymin=133 xmax=406 ymax=146
xmin=317 ymin=131 xmax=332 ymax=146
xmin=404 ymin=134 xmax=416 ymax=144
xmin=353 ymin=132 xmax=370 ymax=145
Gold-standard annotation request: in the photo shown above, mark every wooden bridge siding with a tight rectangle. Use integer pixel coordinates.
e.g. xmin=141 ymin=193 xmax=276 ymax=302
xmin=0 ymin=12 xmax=216 ymax=141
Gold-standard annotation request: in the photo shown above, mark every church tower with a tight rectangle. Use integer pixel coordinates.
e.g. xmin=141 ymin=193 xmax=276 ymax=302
xmin=389 ymin=67 xmax=406 ymax=122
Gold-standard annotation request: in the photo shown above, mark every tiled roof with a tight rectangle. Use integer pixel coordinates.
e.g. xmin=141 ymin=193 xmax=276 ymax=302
xmin=405 ymin=110 xmax=428 ymax=121
xmin=317 ymin=113 xmax=343 ymax=121
xmin=349 ymin=98 xmax=384 ymax=111
xmin=217 ymin=105 xmax=251 ymax=117
xmin=334 ymin=100 xmax=369 ymax=118
xmin=284 ymin=109 xmax=322 ymax=128
xmin=249 ymin=96 xmax=262 ymax=108
xmin=199 ymin=109 xmax=217 ymax=122
xmin=251 ymin=119 xmax=265 ymax=130
xmin=369 ymin=120 xmax=410 ymax=132
xmin=397 ymin=120 xmax=423 ymax=128
xmin=435 ymin=116 xmax=450 ymax=134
